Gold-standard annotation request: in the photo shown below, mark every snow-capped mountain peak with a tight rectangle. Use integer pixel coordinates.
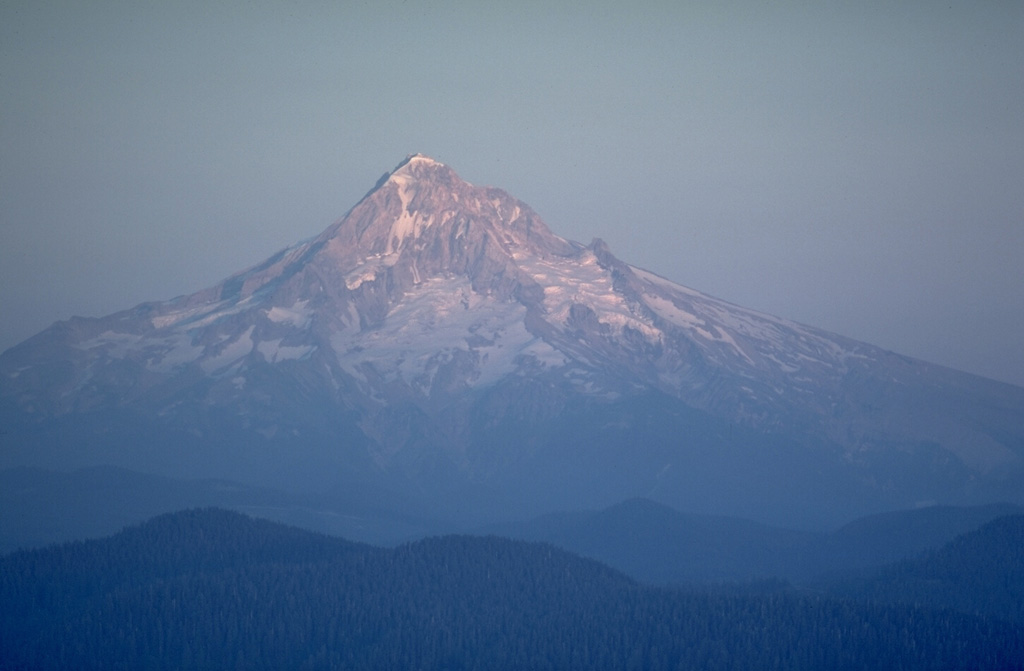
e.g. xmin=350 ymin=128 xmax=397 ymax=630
xmin=2 ymin=156 xmax=1022 ymax=526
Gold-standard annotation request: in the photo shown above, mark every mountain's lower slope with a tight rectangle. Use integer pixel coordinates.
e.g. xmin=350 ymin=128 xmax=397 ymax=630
xmin=2 ymin=155 xmax=1023 ymax=529
xmin=3 ymin=508 xmax=1021 ymax=670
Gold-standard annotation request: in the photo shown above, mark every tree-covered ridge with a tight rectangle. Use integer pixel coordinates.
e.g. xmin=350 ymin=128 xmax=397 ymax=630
xmin=1 ymin=509 xmax=1022 ymax=670
xmin=823 ymin=514 xmax=1024 ymax=625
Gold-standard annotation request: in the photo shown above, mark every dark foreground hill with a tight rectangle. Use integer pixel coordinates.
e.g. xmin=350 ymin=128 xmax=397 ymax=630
xmin=2 ymin=509 xmax=1022 ymax=670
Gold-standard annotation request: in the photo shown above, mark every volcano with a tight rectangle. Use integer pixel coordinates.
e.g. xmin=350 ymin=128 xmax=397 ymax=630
xmin=2 ymin=155 xmax=1022 ymax=530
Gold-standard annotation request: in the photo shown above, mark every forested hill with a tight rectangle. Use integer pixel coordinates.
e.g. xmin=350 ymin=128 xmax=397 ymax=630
xmin=822 ymin=514 xmax=1024 ymax=625
xmin=2 ymin=509 xmax=1022 ymax=670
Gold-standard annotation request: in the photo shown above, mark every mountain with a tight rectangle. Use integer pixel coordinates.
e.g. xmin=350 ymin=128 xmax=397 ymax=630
xmin=2 ymin=154 xmax=1023 ymax=531
xmin=3 ymin=508 xmax=1021 ymax=670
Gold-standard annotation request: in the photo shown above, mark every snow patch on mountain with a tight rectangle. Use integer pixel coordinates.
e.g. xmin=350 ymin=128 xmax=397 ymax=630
xmin=381 ymin=155 xmax=453 ymax=255
xmin=343 ymin=251 xmax=406 ymax=290
xmin=266 ymin=301 xmax=312 ymax=328
xmin=642 ymin=293 xmax=709 ymax=332
xmin=518 ymin=250 xmax=661 ymax=342
xmin=256 ymin=339 xmax=317 ymax=363
xmin=146 ymin=335 xmax=204 ymax=373
xmin=398 ymin=154 xmax=444 ymax=171
xmin=331 ymin=276 xmax=564 ymax=394
xmin=151 ymin=308 xmax=204 ymax=330
xmin=384 ymin=172 xmax=421 ymax=254
xmin=151 ymin=294 xmax=262 ymax=332
xmin=201 ymin=326 xmax=255 ymax=373
xmin=631 ymin=266 xmax=862 ymax=375
xmin=75 ymin=331 xmax=144 ymax=356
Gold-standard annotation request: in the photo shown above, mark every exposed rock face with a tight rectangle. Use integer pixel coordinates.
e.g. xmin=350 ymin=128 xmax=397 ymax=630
xmin=2 ymin=155 xmax=1023 ymax=527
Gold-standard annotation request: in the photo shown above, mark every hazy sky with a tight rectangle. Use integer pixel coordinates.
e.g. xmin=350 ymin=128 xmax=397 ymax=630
xmin=2 ymin=1 xmax=1022 ymax=386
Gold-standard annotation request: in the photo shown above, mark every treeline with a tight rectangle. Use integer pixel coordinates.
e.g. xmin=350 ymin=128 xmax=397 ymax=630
xmin=1 ymin=509 xmax=1022 ymax=670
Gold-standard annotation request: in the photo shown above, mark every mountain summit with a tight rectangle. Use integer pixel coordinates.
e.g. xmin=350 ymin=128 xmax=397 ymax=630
xmin=2 ymin=156 xmax=1023 ymax=528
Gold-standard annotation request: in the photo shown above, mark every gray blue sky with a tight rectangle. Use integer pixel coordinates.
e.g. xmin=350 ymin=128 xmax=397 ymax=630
xmin=2 ymin=1 xmax=1022 ymax=386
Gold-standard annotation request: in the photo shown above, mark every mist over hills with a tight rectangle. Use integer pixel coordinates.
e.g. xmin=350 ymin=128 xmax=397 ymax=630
xmin=3 ymin=464 xmax=1019 ymax=597
xmin=486 ymin=497 xmax=1024 ymax=585
xmin=2 ymin=155 xmax=1023 ymax=538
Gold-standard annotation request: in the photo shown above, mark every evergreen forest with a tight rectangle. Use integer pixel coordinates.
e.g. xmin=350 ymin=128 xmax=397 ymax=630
xmin=1 ymin=508 xmax=1022 ymax=670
